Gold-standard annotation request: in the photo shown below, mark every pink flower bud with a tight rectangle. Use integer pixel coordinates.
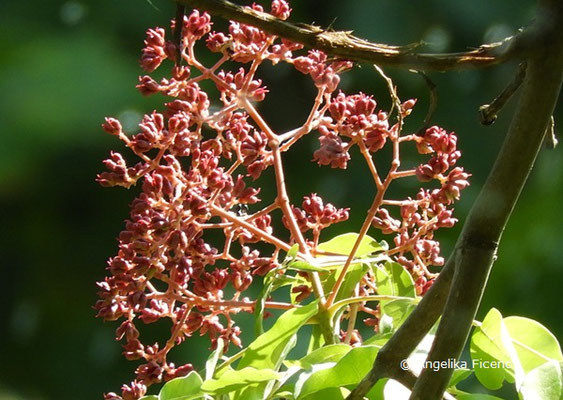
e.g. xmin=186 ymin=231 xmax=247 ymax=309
xmin=313 ymin=132 xmax=350 ymax=169
xmin=140 ymin=28 xmax=166 ymax=72
xmin=102 ymin=118 xmax=123 ymax=135
xmin=121 ymin=381 xmax=146 ymax=400
xmin=136 ymin=76 xmax=160 ymax=96
xmin=185 ymin=10 xmax=212 ymax=39
xmin=400 ymin=98 xmax=417 ymax=116
xmin=206 ymin=32 xmax=230 ymax=52
xmin=271 ymin=0 xmax=291 ymax=19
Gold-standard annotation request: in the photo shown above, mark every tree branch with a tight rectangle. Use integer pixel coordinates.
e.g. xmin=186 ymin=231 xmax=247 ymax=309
xmin=409 ymin=2 xmax=563 ymax=398
xmin=348 ymin=2 xmax=563 ymax=398
xmin=177 ymin=0 xmax=526 ymax=71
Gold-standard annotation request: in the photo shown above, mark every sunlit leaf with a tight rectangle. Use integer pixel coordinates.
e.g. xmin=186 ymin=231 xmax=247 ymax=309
xmin=201 ymin=367 xmax=280 ymax=395
xmin=159 ymin=371 xmax=203 ymax=400
xmin=363 ymin=332 xmax=393 ymax=347
xmin=455 ymin=393 xmax=504 ymax=400
xmin=287 ymin=244 xmax=300 ymax=260
xmin=288 ymin=260 xmax=327 ymax=272
xmin=284 ymin=344 xmax=352 ymax=370
xmin=364 ymin=378 xmax=387 ymax=400
xmin=239 ymin=301 xmax=319 ymax=370
xmin=307 ymin=325 xmax=326 ymax=352
xmin=519 ymin=361 xmax=562 ymax=400
xmin=301 ymin=387 xmax=351 ymax=400
xmin=205 ymin=338 xmax=224 ymax=380
xmin=503 ymin=316 xmax=563 ymax=373
xmin=471 ymin=308 xmax=563 ymax=392
xmin=380 ymin=299 xmax=416 ymax=330
xmin=375 ymin=261 xmax=416 ymax=330
xmin=470 ymin=308 xmax=511 ymax=390
xmin=317 ymin=233 xmax=386 ymax=256
xmin=374 ymin=261 xmax=416 ymax=298
xmin=448 ymin=368 xmax=472 ymax=388
xmin=294 ymin=362 xmax=337 ymax=399
xmin=255 ymin=272 xmax=301 ymax=336
xmin=322 ymin=263 xmax=369 ymax=303
xmin=298 ymin=346 xmax=380 ymax=398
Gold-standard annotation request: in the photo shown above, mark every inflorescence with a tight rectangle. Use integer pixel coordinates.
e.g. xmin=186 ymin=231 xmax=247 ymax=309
xmin=96 ymin=2 xmax=470 ymax=398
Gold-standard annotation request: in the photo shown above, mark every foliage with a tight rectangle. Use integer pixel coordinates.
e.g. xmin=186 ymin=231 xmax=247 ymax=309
xmin=135 ymin=304 xmax=562 ymax=400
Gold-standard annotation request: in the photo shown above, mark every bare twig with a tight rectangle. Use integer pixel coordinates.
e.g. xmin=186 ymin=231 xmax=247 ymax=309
xmin=177 ymin=0 xmax=525 ymax=71
xmin=478 ymin=62 xmax=527 ymax=125
xmin=410 ymin=70 xmax=438 ymax=135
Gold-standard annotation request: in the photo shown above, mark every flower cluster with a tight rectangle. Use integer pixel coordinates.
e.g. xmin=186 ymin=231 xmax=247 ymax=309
xmin=285 ymin=193 xmax=350 ymax=244
xmin=312 ymin=92 xmax=392 ymax=168
xmin=97 ymin=1 xmax=469 ymax=398
xmin=371 ymin=125 xmax=470 ymax=293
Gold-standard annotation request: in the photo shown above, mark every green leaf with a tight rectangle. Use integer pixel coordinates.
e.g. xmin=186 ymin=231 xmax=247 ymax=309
xmin=288 ymin=260 xmax=327 ymax=272
xmin=380 ymin=298 xmax=416 ymax=329
xmin=339 ymin=263 xmax=369 ymax=301
xmin=519 ymin=361 xmax=562 ymax=400
xmin=205 ymin=338 xmax=225 ymax=380
xmin=201 ymin=367 xmax=280 ymax=395
xmin=378 ymin=314 xmax=394 ymax=334
xmin=298 ymin=346 xmax=380 ymax=399
xmin=470 ymin=309 xmax=510 ymax=390
xmin=307 ymin=324 xmax=326 ymax=352
xmin=503 ymin=316 xmax=563 ymax=373
xmin=159 ymin=371 xmax=203 ymax=400
xmin=255 ymin=272 xmax=300 ymax=336
xmin=375 ymin=261 xmax=416 ymax=330
xmin=317 ymin=233 xmax=386 ymax=256
xmin=364 ymin=378 xmax=387 ymax=400
xmin=287 ymin=244 xmax=300 ymax=260
xmin=140 ymin=396 xmax=159 ymax=400
xmin=234 ymin=384 xmax=264 ymax=400
xmin=254 ymin=279 xmax=274 ymax=337
xmin=239 ymin=301 xmax=319 ymax=370
xmin=471 ymin=308 xmax=563 ymax=391
xmin=322 ymin=263 xmax=369 ymax=303
xmin=455 ymin=394 xmax=505 ymax=400
xmin=258 ymin=334 xmax=299 ymax=398
xmin=294 ymin=362 xmax=335 ymax=399
xmin=448 ymin=368 xmax=472 ymax=388
xmin=300 ymin=387 xmax=350 ymax=400
xmin=363 ymin=332 xmax=393 ymax=347
xmin=374 ymin=261 xmax=416 ymax=298
xmin=271 ymin=390 xmax=294 ymax=399
xmin=265 ymin=365 xmax=302 ymax=400
xmin=284 ymin=344 xmax=352 ymax=370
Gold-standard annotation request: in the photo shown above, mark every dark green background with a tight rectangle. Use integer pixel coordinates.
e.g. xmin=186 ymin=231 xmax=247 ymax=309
xmin=1 ymin=0 xmax=561 ymax=398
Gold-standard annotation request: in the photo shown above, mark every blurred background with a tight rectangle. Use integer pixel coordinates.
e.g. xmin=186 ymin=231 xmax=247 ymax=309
xmin=1 ymin=0 xmax=561 ymax=398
